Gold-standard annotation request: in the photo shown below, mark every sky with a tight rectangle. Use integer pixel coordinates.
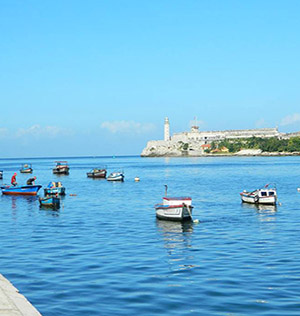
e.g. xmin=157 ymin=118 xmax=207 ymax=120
xmin=1 ymin=0 xmax=300 ymax=157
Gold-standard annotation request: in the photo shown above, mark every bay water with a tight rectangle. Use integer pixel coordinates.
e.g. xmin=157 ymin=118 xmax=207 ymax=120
xmin=0 ymin=156 xmax=300 ymax=315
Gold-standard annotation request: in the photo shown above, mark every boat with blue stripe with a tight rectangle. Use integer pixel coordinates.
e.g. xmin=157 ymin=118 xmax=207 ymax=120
xmin=39 ymin=196 xmax=60 ymax=209
xmin=1 ymin=185 xmax=42 ymax=196
xmin=44 ymin=182 xmax=66 ymax=196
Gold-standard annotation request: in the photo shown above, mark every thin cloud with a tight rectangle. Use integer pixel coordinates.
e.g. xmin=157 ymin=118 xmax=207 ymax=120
xmin=15 ymin=125 xmax=73 ymax=138
xmin=101 ymin=120 xmax=156 ymax=134
xmin=280 ymin=113 xmax=300 ymax=126
xmin=0 ymin=128 xmax=8 ymax=138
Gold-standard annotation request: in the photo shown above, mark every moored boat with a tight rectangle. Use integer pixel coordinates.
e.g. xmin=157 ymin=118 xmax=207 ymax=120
xmin=1 ymin=185 xmax=42 ymax=196
xmin=44 ymin=181 xmax=66 ymax=196
xmin=53 ymin=161 xmax=69 ymax=175
xmin=240 ymin=184 xmax=277 ymax=205
xmin=155 ymin=196 xmax=194 ymax=221
xmin=20 ymin=164 xmax=33 ymax=173
xmin=107 ymin=172 xmax=124 ymax=181
xmin=87 ymin=168 xmax=107 ymax=178
xmin=39 ymin=196 xmax=60 ymax=209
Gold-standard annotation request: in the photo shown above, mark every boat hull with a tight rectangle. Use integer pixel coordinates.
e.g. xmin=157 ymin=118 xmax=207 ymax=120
xmin=1 ymin=185 xmax=42 ymax=196
xmin=155 ymin=205 xmax=193 ymax=221
xmin=53 ymin=167 xmax=69 ymax=175
xmin=20 ymin=169 xmax=33 ymax=173
xmin=87 ymin=170 xmax=106 ymax=178
xmin=240 ymin=193 xmax=258 ymax=204
xmin=39 ymin=196 xmax=60 ymax=208
xmin=107 ymin=173 xmax=124 ymax=181
xmin=44 ymin=187 xmax=65 ymax=196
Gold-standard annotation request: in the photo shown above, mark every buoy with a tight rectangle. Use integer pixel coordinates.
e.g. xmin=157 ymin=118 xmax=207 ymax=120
xmin=193 ymin=219 xmax=200 ymax=224
xmin=297 ymin=188 xmax=300 ymax=192
xmin=134 ymin=177 xmax=140 ymax=182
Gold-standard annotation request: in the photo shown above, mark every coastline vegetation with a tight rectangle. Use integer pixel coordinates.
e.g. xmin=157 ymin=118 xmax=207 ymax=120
xmin=205 ymin=136 xmax=300 ymax=153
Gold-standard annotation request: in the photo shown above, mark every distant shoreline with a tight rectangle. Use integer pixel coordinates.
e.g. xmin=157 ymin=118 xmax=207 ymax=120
xmin=141 ymin=152 xmax=300 ymax=158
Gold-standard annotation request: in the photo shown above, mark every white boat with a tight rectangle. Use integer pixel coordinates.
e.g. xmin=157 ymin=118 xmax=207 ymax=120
xmin=240 ymin=184 xmax=277 ymax=205
xmin=155 ymin=197 xmax=193 ymax=221
xmin=107 ymin=172 xmax=124 ymax=182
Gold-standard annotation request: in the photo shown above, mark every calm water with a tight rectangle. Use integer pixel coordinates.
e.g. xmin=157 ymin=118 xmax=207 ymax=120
xmin=1 ymin=156 xmax=300 ymax=315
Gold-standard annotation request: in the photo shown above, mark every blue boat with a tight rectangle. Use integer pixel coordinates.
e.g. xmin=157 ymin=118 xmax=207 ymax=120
xmin=1 ymin=185 xmax=42 ymax=196
xmin=44 ymin=182 xmax=66 ymax=196
xmin=20 ymin=163 xmax=33 ymax=173
xmin=39 ymin=196 xmax=60 ymax=209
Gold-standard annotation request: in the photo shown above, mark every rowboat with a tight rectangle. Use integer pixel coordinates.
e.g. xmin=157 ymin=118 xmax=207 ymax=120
xmin=155 ymin=197 xmax=194 ymax=221
xmin=87 ymin=168 xmax=107 ymax=178
xmin=44 ymin=182 xmax=66 ymax=196
xmin=240 ymin=184 xmax=277 ymax=205
xmin=53 ymin=161 xmax=69 ymax=175
xmin=39 ymin=196 xmax=60 ymax=209
xmin=20 ymin=164 xmax=33 ymax=173
xmin=1 ymin=185 xmax=42 ymax=196
xmin=107 ymin=172 xmax=124 ymax=181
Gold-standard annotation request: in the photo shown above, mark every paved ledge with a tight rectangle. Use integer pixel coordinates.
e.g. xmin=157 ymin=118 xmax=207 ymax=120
xmin=0 ymin=274 xmax=41 ymax=315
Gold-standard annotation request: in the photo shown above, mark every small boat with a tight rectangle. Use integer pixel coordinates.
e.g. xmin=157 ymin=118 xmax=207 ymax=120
xmin=39 ymin=196 xmax=60 ymax=209
xmin=155 ymin=196 xmax=194 ymax=221
xmin=107 ymin=172 xmax=124 ymax=182
xmin=1 ymin=185 xmax=42 ymax=196
xmin=53 ymin=161 xmax=69 ymax=175
xmin=87 ymin=168 xmax=107 ymax=178
xmin=240 ymin=184 xmax=277 ymax=205
xmin=44 ymin=181 xmax=66 ymax=196
xmin=20 ymin=164 xmax=33 ymax=173
xmin=0 ymin=170 xmax=3 ymax=180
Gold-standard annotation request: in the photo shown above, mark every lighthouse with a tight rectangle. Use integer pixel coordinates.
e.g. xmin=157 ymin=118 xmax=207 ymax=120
xmin=164 ymin=117 xmax=170 ymax=141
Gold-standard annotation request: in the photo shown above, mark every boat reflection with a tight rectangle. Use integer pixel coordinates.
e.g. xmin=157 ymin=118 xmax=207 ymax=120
xmin=8 ymin=195 xmax=38 ymax=209
xmin=241 ymin=203 xmax=277 ymax=213
xmin=156 ymin=220 xmax=197 ymax=272
xmin=156 ymin=219 xmax=194 ymax=235
xmin=241 ymin=203 xmax=277 ymax=222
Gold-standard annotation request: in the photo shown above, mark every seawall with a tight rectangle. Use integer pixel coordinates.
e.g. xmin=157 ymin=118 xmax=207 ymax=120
xmin=0 ymin=274 xmax=41 ymax=315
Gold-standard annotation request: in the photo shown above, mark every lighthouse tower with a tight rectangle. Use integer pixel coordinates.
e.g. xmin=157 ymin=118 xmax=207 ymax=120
xmin=164 ymin=117 xmax=170 ymax=141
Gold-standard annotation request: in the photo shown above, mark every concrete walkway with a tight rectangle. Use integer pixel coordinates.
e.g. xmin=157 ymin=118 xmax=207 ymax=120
xmin=0 ymin=274 xmax=41 ymax=315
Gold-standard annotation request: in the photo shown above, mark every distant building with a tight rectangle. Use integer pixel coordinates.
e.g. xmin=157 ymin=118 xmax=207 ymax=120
xmin=141 ymin=117 xmax=300 ymax=157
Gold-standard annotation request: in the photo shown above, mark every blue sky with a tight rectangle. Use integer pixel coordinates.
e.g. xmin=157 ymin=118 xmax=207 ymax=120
xmin=1 ymin=0 xmax=300 ymax=157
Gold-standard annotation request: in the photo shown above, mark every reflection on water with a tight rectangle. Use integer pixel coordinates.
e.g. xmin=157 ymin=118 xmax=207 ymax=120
xmin=242 ymin=202 xmax=277 ymax=221
xmin=156 ymin=220 xmax=196 ymax=272
xmin=39 ymin=206 xmax=60 ymax=217
xmin=156 ymin=219 xmax=194 ymax=235
xmin=0 ymin=195 xmax=39 ymax=219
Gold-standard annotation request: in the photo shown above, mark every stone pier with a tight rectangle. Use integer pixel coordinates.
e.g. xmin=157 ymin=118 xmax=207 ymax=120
xmin=0 ymin=274 xmax=41 ymax=315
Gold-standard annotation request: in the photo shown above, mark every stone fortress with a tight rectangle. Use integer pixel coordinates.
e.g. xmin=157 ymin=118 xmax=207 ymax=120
xmin=141 ymin=117 xmax=300 ymax=157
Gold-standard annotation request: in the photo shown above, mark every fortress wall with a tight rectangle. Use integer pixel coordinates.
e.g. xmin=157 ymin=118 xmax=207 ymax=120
xmin=172 ymin=128 xmax=280 ymax=142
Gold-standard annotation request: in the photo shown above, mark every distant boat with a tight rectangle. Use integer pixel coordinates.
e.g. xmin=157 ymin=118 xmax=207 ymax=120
xmin=107 ymin=172 xmax=124 ymax=182
xmin=44 ymin=182 xmax=66 ymax=196
xmin=20 ymin=164 xmax=33 ymax=173
xmin=39 ymin=196 xmax=60 ymax=209
xmin=1 ymin=185 xmax=42 ymax=196
xmin=53 ymin=161 xmax=69 ymax=175
xmin=155 ymin=196 xmax=194 ymax=221
xmin=0 ymin=170 xmax=3 ymax=180
xmin=87 ymin=168 xmax=107 ymax=178
xmin=240 ymin=184 xmax=277 ymax=205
